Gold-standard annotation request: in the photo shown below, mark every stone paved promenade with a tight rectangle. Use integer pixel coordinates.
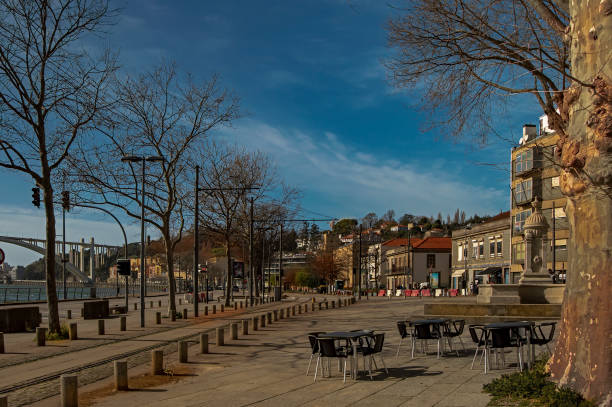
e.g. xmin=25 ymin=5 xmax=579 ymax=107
xmin=14 ymin=295 xmax=543 ymax=407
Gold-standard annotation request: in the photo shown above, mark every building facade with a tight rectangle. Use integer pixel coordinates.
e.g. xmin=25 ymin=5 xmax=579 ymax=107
xmin=511 ymin=117 xmax=569 ymax=279
xmin=451 ymin=211 xmax=512 ymax=289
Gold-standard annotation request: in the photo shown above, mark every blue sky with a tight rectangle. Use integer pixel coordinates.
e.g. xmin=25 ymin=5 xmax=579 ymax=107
xmin=0 ymin=0 xmax=542 ymax=266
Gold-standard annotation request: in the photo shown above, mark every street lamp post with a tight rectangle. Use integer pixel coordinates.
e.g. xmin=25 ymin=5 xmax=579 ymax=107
xmin=121 ymin=155 xmax=164 ymax=327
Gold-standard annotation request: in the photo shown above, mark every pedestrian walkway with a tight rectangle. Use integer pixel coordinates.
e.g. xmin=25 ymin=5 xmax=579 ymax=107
xmin=31 ymin=297 xmax=517 ymax=407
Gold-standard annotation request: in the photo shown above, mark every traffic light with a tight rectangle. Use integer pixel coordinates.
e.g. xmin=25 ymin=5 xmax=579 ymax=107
xmin=61 ymin=191 xmax=70 ymax=211
xmin=31 ymin=187 xmax=40 ymax=208
xmin=117 ymin=259 xmax=131 ymax=276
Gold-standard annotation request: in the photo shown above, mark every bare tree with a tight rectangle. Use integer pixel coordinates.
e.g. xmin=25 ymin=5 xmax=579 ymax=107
xmin=195 ymin=142 xmax=298 ymax=306
xmin=387 ymin=0 xmax=611 ymax=401
xmin=0 ymin=0 xmax=117 ymax=333
xmin=69 ymin=62 xmax=239 ymax=317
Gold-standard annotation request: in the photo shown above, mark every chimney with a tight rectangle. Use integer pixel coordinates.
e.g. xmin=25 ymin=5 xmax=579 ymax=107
xmin=523 ymin=124 xmax=537 ymax=142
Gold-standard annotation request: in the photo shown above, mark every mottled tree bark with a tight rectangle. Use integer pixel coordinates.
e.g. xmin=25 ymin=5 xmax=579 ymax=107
xmin=549 ymin=1 xmax=612 ymax=404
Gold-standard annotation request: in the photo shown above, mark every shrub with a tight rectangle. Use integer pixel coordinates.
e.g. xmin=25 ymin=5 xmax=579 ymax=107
xmin=483 ymin=357 xmax=594 ymax=407
xmin=46 ymin=324 xmax=70 ymax=340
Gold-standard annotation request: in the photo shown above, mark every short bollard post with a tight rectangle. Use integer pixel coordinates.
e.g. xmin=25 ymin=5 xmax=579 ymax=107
xmin=183 ymin=308 xmax=188 ymax=319
xmin=279 ymin=309 xmax=284 ymax=319
xmin=338 ymin=299 xmax=342 ymax=308
xmin=221 ymin=304 xmax=225 ymax=313
xmin=234 ymin=302 xmax=238 ymax=310
xmin=240 ymin=301 xmax=243 ymax=309
xmin=158 ymin=300 xmax=162 ymax=307
xmin=251 ymin=316 xmax=258 ymax=331
xmin=267 ymin=312 xmax=272 ymax=324
xmin=0 ymin=332 xmax=5 ymax=353
xmin=171 ymin=310 xmax=176 ymax=322
xmin=69 ymin=323 xmax=78 ymax=340
xmin=178 ymin=341 xmax=188 ymax=363
xmin=36 ymin=327 xmax=47 ymax=346
xmin=114 ymin=360 xmax=128 ymax=390
xmin=242 ymin=319 xmax=249 ymax=335
xmin=0 ymin=395 xmax=6 ymax=407
xmin=60 ymin=374 xmax=78 ymax=407
xmin=331 ymin=301 xmax=335 ymax=309
xmin=66 ymin=309 xmax=72 ymax=319
xmin=231 ymin=323 xmax=238 ymax=340
xmin=204 ymin=306 xmax=208 ymax=316
xmin=260 ymin=315 xmax=266 ymax=328
xmin=98 ymin=319 xmax=105 ymax=335
xmin=151 ymin=350 xmax=163 ymax=375
xmin=133 ymin=303 xmax=137 ymax=310
xmin=179 ymin=299 xmax=182 ymax=305
xmin=216 ymin=327 xmax=224 ymax=346
xmin=212 ymin=305 xmax=216 ymax=314
xmin=292 ymin=305 xmax=296 ymax=316
xmin=120 ymin=316 xmax=126 ymax=331
xmin=318 ymin=302 xmax=322 ymax=310
xmin=287 ymin=307 xmax=291 ymax=317
xmin=156 ymin=312 xmax=162 ymax=324
xmin=298 ymin=305 xmax=302 ymax=314
xmin=200 ymin=333 xmax=209 ymax=354
xmin=273 ymin=310 xmax=278 ymax=321
xmin=311 ymin=303 xmax=315 ymax=311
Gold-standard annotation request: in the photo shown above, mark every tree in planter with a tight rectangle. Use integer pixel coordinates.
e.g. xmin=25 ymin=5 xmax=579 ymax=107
xmin=69 ymin=62 xmax=239 ymax=318
xmin=386 ymin=0 xmax=611 ymax=401
xmin=0 ymin=0 xmax=117 ymax=333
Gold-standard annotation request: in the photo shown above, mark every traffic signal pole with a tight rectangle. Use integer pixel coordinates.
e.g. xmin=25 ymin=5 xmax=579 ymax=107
xmin=193 ymin=165 xmax=200 ymax=317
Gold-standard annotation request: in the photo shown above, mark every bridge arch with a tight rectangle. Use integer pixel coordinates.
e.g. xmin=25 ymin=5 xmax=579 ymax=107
xmin=0 ymin=236 xmax=92 ymax=283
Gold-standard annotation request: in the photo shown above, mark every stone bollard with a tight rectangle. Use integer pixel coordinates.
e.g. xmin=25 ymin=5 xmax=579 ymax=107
xmin=260 ymin=315 xmax=266 ymax=328
xmin=251 ymin=316 xmax=259 ymax=331
xmin=158 ymin=300 xmax=162 ymax=307
xmin=204 ymin=306 xmax=208 ymax=316
xmin=133 ymin=303 xmax=137 ymax=310
xmin=212 ymin=305 xmax=217 ymax=314
xmin=114 ymin=360 xmax=128 ymax=390
xmin=200 ymin=333 xmax=209 ymax=354
xmin=287 ymin=307 xmax=291 ymax=317
xmin=325 ymin=301 xmax=329 ymax=309
xmin=179 ymin=299 xmax=182 ymax=305
xmin=0 ymin=332 xmax=4 ymax=353
xmin=273 ymin=310 xmax=278 ymax=321
xmin=318 ymin=302 xmax=322 ymax=310
xmin=234 ymin=302 xmax=238 ymax=310
xmin=69 ymin=323 xmax=78 ymax=340
xmin=98 ymin=319 xmax=105 ymax=335
xmin=221 ymin=304 xmax=225 ymax=313
xmin=280 ymin=308 xmax=285 ymax=319
xmin=291 ymin=305 xmax=295 ymax=316
xmin=66 ymin=309 xmax=72 ymax=319
xmin=216 ymin=327 xmax=224 ymax=346
xmin=267 ymin=312 xmax=272 ymax=324
xmin=183 ymin=308 xmax=188 ymax=319
xmin=178 ymin=340 xmax=188 ymax=363
xmin=36 ymin=327 xmax=47 ymax=346
xmin=171 ymin=311 xmax=176 ymax=322
xmin=231 ymin=323 xmax=238 ymax=340
xmin=156 ymin=312 xmax=162 ymax=324
xmin=338 ymin=299 xmax=342 ymax=308
xmin=240 ymin=301 xmax=243 ymax=309
xmin=311 ymin=303 xmax=315 ymax=312
xmin=331 ymin=300 xmax=335 ymax=309
xmin=60 ymin=374 xmax=78 ymax=407
xmin=0 ymin=395 xmax=6 ymax=407
xmin=120 ymin=316 xmax=126 ymax=331
xmin=298 ymin=305 xmax=302 ymax=314
xmin=151 ymin=350 xmax=164 ymax=375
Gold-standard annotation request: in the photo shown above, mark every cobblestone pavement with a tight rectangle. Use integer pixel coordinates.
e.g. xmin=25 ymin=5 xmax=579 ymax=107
xmin=29 ymin=296 xmax=546 ymax=407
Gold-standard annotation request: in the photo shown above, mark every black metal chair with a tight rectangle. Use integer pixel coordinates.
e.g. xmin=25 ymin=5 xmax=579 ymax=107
xmin=488 ymin=327 xmax=524 ymax=372
xmin=362 ymin=333 xmax=388 ymax=378
xmin=442 ymin=319 xmax=466 ymax=356
xmin=314 ymin=338 xmax=350 ymax=383
xmin=468 ymin=325 xmax=488 ymax=370
xmin=306 ymin=332 xmax=325 ymax=376
xmin=530 ymin=322 xmax=556 ymax=354
xmin=396 ymin=321 xmax=412 ymax=359
xmin=411 ymin=322 xmax=443 ymax=358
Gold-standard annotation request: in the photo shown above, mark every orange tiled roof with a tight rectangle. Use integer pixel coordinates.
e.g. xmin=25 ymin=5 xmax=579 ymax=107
xmin=382 ymin=237 xmax=422 ymax=247
xmin=412 ymin=237 xmax=451 ymax=250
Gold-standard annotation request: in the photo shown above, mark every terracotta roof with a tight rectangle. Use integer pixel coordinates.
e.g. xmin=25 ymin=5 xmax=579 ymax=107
xmin=412 ymin=237 xmax=451 ymax=250
xmin=382 ymin=237 xmax=422 ymax=247
xmin=483 ymin=211 xmax=511 ymax=224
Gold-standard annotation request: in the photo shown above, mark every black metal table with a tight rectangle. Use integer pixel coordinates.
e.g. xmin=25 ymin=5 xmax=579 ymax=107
xmin=319 ymin=330 xmax=373 ymax=379
xmin=483 ymin=321 xmax=534 ymax=372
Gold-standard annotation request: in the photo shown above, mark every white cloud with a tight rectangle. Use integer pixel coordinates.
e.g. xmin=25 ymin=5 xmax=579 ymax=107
xmin=219 ymin=119 xmax=507 ymax=220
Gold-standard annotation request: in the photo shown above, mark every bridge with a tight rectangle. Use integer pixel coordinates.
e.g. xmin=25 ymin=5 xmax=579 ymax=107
xmin=0 ymin=236 xmax=121 ymax=283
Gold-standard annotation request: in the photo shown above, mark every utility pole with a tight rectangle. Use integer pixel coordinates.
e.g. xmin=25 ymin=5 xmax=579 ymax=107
xmin=249 ymin=197 xmax=254 ymax=305
xmin=193 ymin=165 xmax=200 ymax=317
xmin=279 ymin=223 xmax=283 ymax=298
xmin=139 ymin=161 xmax=146 ymax=326
xmin=358 ymin=224 xmax=362 ymax=300
xmin=552 ymin=201 xmax=556 ymax=275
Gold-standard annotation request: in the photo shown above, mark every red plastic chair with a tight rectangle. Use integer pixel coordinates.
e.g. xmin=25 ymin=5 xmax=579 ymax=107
xmin=421 ymin=289 xmax=431 ymax=297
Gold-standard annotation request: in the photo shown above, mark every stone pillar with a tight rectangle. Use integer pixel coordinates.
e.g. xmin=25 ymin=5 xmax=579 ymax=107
xmin=98 ymin=319 xmax=105 ymax=335
xmin=251 ymin=316 xmax=259 ymax=331
xmin=60 ymin=374 xmax=78 ymax=407
xmin=114 ymin=361 xmax=128 ymax=390
xmin=36 ymin=327 xmax=46 ymax=346
xmin=260 ymin=315 xmax=266 ymax=328
xmin=231 ymin=323 xmax=238 ymax=340
xmin=178 ymin=341 xmax=188 ymax=363
xmin=234 ymin=302 xmax=238 ymax=310
xmin=156 ymin=312 xmax=162 ymax=324
xmin=267 ymin=312 xmax=272 ymax=324
xmin=0 ymin=332 xmax=4 ymax=353
xmin=204 ymin=306 xmax=208 ymax=316
xmin=69 ymin=323 xmax=78 ymax=340
xmin=221 ymin=304 xmax=225 ymax=313
xmin=120 ymin=316 xmax=126 ymax=331
xmin=200 ymin=333 xmax=208 ymax=354
xmin=273 ymin=310 xmax=278 ymax=321
xmin=216 ymin=327 xmax=224 ymax=346
xmin=80 ymin=238 xmax=85 ymax=274
xmin=89 ymin=237 xmax=95 ymax=279
xmin=183 ymin=308 xmax=188 ymax=319
xmin=212 ymin=305 xmax=216 ymax=314
xmin=151 ymin=350 xmax=163 ymax=375
xmin=242 ymin=320 xmax=249 ymax=335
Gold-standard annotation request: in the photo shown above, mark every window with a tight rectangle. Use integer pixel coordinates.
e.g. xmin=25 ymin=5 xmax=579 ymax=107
xmin=489 ymin=237 xmax=495 ymax=257
xmin=513 ymin=242 xmax=525 ymax=261
xmin=496 ymin=239 xmax=503 ymax=256
xmin=472 ymin=241 xmax=478 ymax=258
xmin=514 ymin=179 xmax=533 ymax=204
xmin=514 ymin=209 xmax=532 ymax=232
xmin=515 ymin=149 xmax=533 ymax=174
xmin=478 ymin=241 xmax=484 ymax=258
xmin=554 ymin=207 xmax=566 ymax=219
xmin=427 ymin=254 xmax=436 ymax=268
xmin=551 ymin=176 xmax=560 ymax=187
xmin=457 ymin=243 xmax=463 ymax=261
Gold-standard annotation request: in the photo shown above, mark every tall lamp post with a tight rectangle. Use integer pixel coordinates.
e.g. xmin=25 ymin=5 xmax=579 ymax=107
xmin=121 ymin=155 xmax=164 ymax=327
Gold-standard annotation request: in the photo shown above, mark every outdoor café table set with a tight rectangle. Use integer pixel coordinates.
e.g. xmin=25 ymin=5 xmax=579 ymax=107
xmin=306 ymin=330 xmax=388 ymax=383
xmin=397 ymin=318 xmax=556 ymax=374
